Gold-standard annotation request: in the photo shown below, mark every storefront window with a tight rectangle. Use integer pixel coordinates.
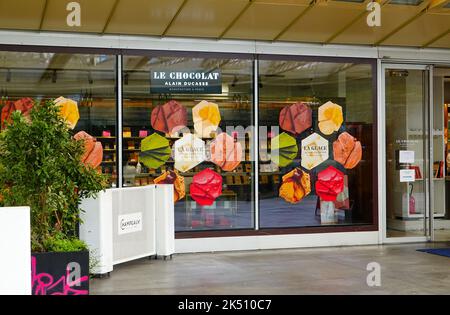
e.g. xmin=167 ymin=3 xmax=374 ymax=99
xmin=0 ymin=51 xmax=117 ymax=187
xmin=258 ymin=58 xmax=376 ymax=228
xmin=123 ymin=55 xmax=255 ymax=231
xmin=0 ymin=49 xmax=377 ymax=233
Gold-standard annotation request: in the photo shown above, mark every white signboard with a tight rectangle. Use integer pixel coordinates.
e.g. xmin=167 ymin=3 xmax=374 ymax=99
xmin=118 ymin=212 xmax=143 ymax=235
xmin=400 ymin=169 xmax=415 ymax=183
xmin=399 ymin=150 xmax=415 ymax=164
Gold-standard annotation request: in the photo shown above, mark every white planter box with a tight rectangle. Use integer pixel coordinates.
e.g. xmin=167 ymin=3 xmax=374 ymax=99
xmin=0 ymin=207 xmax=31 ymax=295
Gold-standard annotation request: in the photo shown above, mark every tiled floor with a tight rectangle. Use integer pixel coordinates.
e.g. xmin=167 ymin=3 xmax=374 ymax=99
xmin=91 ymin=242 xmax=450 ymax=295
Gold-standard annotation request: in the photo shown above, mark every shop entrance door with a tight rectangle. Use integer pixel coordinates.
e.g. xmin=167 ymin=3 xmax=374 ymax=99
xmin=433 ymin=67 xmax=450 ymax=242
xmin=382 ymin=64 xmax=433 ymax=242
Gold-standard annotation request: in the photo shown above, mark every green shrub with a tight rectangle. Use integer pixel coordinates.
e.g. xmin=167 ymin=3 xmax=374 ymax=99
xmin=0 ymin=99 xmax=107 ymax=252
xmin=43 ymin=233 xmax=88 ymax=252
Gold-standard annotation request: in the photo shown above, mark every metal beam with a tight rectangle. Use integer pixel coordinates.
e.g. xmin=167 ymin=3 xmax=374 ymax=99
xmin=253 ymin=58 xmax=259 ymax=231
xmin=428 ymin=0 xmax=448 ymax=9
xmin=38 ymin=0 xmax=49 ymax=31
xmin=131 ymin=56 xmax=150 ymax=71
xmin=201 ymin=59 xmax=231 ymax=72
xmin=272 ymin=0 xmax=318 ymax=41
xmin=117 ymin=55 xmax=123 ymax=188
xmin=375 ymin=0 xmax=433 ymax=46
xmin=422 ymin=27 xmax=450 ymax=47
xmin=161 ymin=0 xmax=189 ymax=37
xmin=267 ymin=61 xmax=308 ymax=76
xmin=218 ymin=0 xmax=254 ymax=39
xmin=102 ymin=0 xmax=120 ymax=34
xmin=327 ymin=63 xmax=356 ymax=78
xmin=39 ymin=54 xmax=73 ymax=82
xmin=325 ymin=0 xmax=391 ymax=45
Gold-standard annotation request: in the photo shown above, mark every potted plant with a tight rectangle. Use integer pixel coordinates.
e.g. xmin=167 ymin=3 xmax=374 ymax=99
xmin=0 ymin=99 xmax=107 ymax=295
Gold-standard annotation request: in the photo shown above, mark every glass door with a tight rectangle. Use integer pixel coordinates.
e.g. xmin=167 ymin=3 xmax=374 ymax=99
xmin=383 ymin=64 xmax=432 ymax=242
xmin=433 ymin=67 xmax=450 ymax=242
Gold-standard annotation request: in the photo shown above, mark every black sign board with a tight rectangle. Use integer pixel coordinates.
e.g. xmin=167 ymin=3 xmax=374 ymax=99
xmin=150 ymin=70 xmax=222 ymax=94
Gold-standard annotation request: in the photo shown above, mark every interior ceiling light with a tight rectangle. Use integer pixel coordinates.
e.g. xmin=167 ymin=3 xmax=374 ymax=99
xmin=94 ymin=55 xmax=109 ymax=65
xmin=389 ymin=0 xmax=424 ymax=6
xmin=389 ymin=69 xmax=409 ymax=77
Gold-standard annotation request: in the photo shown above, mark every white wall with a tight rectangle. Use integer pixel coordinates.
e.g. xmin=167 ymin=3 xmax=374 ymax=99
xmin=175 ymin=231 xmax=379 ymax=254
xmin=0 ymin=207 xmax=31 ymax=295
xmin=0 ymin=30 xmax=449 ymax=63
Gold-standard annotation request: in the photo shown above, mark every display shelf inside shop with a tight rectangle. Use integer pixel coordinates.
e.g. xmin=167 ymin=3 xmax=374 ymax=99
xmin=98 ymin=135 xmax=227 ymax=140
xmin=184 ymin=190 xmax=239 ymax=229
xmin=132 ymin=171 xmax=251 ymax=176
xmin=123 ymin=160 xmax=253 ymax=165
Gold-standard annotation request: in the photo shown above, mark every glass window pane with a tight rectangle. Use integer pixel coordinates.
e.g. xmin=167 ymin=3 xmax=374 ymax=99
xmin=258 ymin=59 xmax=375 ymax=228
xmin=0 ymin=51 xmax=117 ymax=187
xmin=385 ymin=68 xmax=428 ymax=238
xmin=123 ymin=55 xmax=255 ymax=231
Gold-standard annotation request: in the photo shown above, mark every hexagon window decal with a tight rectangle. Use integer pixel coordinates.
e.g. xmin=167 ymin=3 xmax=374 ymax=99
xmin=192 ymin=101 xmax=221 ymax=138
xmin=173 ymin=133 xmax=206 ymax=172
xmin=318 ymin=101 xmax=343 ymax=135
xmin=301 ymin=133 xmax=329 ymax=170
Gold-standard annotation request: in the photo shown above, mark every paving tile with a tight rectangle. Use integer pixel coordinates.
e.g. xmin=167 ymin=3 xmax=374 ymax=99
xmin=90 ymin=243 xmax=450 ymax=295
